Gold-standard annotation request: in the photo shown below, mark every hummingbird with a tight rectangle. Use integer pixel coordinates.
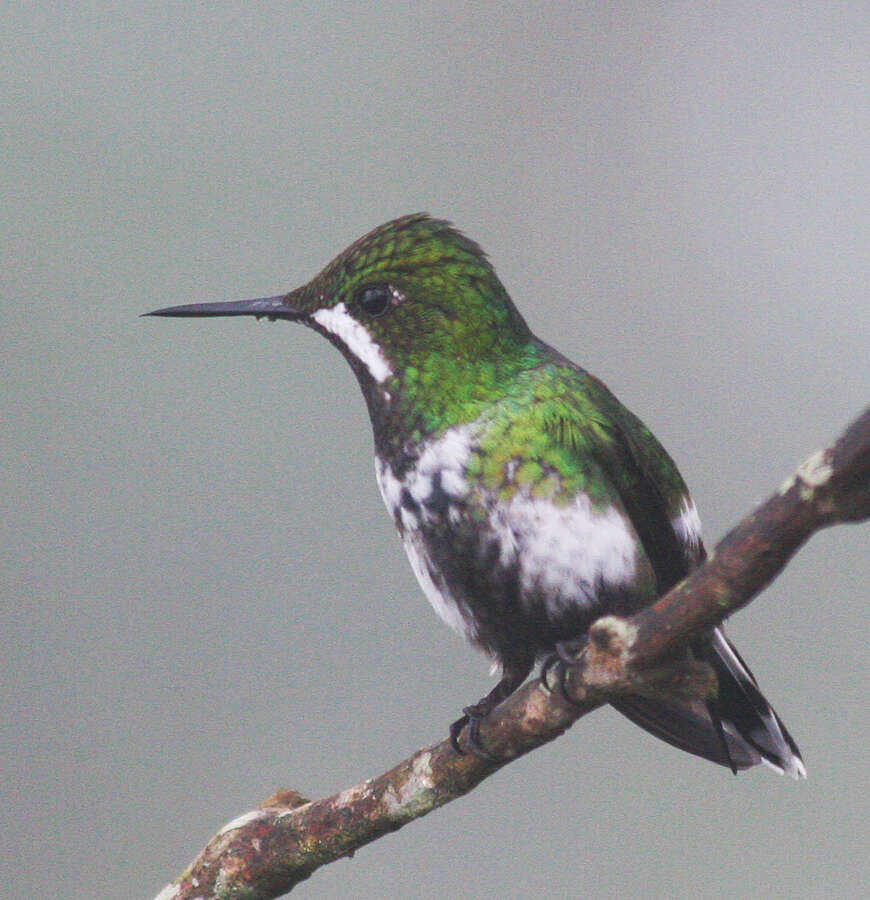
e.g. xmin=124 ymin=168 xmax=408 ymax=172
xmin=146 ymin=214 xmax=805 ymax=777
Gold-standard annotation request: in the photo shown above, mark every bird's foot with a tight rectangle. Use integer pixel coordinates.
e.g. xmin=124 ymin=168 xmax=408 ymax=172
xmin=448 ymin=659 xmax=534 ymax=761
xmin=449 ymin=702 xmax=499 ymax=763
xmin=540 ymin=640 xmax=586 ymax=707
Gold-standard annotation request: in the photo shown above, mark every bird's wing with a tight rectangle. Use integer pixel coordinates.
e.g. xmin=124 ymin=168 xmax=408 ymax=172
xmin=502 ymin=365 xmax=802 ymax=774
xmin=529 ymin=368 xmax=704 ymax=594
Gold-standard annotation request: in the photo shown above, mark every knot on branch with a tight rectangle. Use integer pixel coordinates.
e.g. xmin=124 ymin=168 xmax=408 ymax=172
xmin=568 ymin=615 xmax=716 ymax=706
xmin=584 ymin=615 xmax=637 ymax=688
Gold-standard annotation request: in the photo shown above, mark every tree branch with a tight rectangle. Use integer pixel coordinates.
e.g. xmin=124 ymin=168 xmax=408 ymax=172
xmin=155 ymin=406 xmax=870 ymax=900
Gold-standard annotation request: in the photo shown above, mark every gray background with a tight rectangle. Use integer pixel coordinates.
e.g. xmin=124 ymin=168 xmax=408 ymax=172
xmin=4 ymin=4 xmax=868 ymax=898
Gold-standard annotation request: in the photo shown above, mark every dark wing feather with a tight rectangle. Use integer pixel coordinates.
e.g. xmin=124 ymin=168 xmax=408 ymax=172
xmin=580 ymin=375 xmax=804 ymax=774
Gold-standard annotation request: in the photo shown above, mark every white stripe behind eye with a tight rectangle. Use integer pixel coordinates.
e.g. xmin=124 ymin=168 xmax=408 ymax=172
xmin=311 ymin=302 xmax=393 ymax=383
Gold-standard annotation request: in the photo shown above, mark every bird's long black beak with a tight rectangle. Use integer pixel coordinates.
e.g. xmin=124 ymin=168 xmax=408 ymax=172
xmin=142 ymin=295 xmax=301 ymax=320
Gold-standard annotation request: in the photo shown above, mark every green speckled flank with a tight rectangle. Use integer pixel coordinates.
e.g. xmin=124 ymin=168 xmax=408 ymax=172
xmin=442 ymin=359 xmax=693 ymax=524
xmin=464 ymin=364 xmax=620 ymax=507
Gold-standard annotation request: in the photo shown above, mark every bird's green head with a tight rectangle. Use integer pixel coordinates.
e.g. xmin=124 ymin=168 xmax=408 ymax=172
xmin=146 ymin=215 xmax=540 ymax=434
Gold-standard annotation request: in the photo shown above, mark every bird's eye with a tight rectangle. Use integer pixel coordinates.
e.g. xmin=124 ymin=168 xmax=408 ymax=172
xmin=355 ymin=284 xmax=392 ymax=317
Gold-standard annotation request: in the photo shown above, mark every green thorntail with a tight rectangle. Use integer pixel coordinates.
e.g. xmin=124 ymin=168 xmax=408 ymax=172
xmin=147 ymin=214 xmax=804 ymax=777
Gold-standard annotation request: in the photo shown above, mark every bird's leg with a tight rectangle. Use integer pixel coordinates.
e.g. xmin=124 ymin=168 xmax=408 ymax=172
xmin=450 ymin=658 xmax=534 ymax=760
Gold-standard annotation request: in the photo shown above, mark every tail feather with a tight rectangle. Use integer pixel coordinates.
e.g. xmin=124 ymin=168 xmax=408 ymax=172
xmin=709 ymin=628 xmax=805 ymax=777
xmin=612 ymin=694 xmax=762 ymax=770
xmin=612 ymin=627 xmax=805 ymax=778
